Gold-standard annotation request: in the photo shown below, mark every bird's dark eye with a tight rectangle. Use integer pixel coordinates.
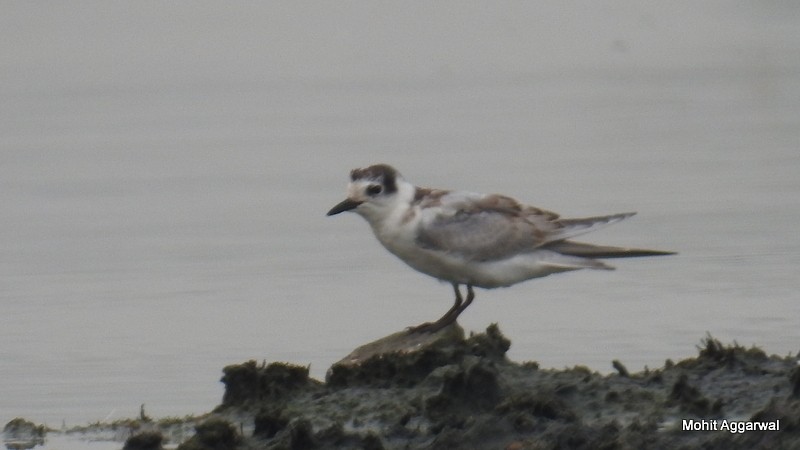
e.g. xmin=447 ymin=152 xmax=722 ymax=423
xmin=366 ymin=185 xmax=383 ymax=196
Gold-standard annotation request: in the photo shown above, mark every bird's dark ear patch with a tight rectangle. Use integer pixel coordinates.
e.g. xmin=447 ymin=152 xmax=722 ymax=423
xmin=350 ymin=164 xmax=398 ymax=194
xmin=382 ymin=169 xmax=397 ymax=194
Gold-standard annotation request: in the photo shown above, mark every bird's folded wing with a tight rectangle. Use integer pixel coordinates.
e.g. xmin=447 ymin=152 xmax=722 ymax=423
xmin=415 ymin=192 xmax=637 ymax=262
xmin=414 ymin=192 xmax=557 ymax=262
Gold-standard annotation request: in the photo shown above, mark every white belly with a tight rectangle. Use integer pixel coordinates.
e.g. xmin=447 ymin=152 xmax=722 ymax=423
xmin=368 ymin=207 xmax=596 ymax=289
xmin=377 ymin=230 xmax=564 ymax=288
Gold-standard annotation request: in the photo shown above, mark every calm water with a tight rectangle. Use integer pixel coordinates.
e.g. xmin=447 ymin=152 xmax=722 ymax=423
xmin=2 ymin=2 xmax=799 ymax=437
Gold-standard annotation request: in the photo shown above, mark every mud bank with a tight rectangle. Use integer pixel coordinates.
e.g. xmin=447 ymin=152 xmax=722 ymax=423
xmin=6 ymin=324 xmax=800 ymax=449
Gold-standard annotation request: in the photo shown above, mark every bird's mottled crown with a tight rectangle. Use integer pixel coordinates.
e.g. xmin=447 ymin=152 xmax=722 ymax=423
xmin=350 ymin=164 xmax=399 ymax=194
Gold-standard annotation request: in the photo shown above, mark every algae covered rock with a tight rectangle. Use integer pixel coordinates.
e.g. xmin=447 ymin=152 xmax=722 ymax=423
xmin=123 ymin=430 xmax=164 ymax=450
xmin=176 ymin=418 xmax=241 ymax=450
xmin=212 ymin=327 xmax=800 ymax=449
xmin=3 ymin=418 xmax=46 ymax=449
xmin=219 ymin=361 xmax=322 ymax=408
xmin=14 ymin=327 xmax=800 ymax=449
xmin=326 ymin=322 xmax=509 ymax=388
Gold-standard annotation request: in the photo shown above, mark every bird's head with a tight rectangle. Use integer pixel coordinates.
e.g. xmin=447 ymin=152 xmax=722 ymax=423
xmin=327 ymin=164 xmax=411 ymax=224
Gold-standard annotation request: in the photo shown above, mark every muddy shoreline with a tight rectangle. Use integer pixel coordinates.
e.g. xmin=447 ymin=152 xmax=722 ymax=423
xmin=5 ymin=324 xmax=800 ymax=449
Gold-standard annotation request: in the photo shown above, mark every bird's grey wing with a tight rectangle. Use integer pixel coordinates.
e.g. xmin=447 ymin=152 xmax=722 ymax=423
xmin=415 ymin=192 xmax=556 ymax=262
xmin=414 ymin=191 xmax=638 ymax=261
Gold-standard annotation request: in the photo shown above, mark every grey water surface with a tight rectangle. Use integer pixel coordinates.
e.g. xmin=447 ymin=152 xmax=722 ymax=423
xmin=2 ymin=2 xmax=799 ymax=434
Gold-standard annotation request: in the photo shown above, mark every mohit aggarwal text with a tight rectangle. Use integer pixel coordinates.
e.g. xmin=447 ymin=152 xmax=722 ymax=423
xmin=683 ymin=419 xmax=780 ymax=433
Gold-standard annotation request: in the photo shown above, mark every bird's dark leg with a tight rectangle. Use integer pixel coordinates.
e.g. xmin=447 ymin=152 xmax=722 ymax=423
xmin=460 ymin=285 xmax=475 ymax=312
xmin=440 ymin=283 xmax=464 ymax=319
xmin=408 ymin=284 xmax=475 ymax=334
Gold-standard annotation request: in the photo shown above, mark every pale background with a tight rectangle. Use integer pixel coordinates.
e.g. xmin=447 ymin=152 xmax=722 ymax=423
xmin=2 ymin=1 xmax=799 ymax=428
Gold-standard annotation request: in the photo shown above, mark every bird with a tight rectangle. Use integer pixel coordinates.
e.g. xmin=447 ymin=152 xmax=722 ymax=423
xmin=327 ymin=164 xmax=674 ymax=333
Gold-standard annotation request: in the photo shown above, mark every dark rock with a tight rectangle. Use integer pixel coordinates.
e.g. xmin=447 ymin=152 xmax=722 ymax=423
xmin=326 ymin=323 xmax=468 ymax=388
xmin=25 ymin=328 xmax=800 ymax=449
xmin=678 ymin=333 xmax=768 ymax=374
xmin=260 ymin=420 xmax=387 ymax=450
xmin=219 ymin=361 xmax=321 ymax=408
xmin=287 ymin=419 xmax=316 ymax=450
xmin=496 ymin=391 xmax=577 ymax=423
xmin=207 ymin=328 xmax=800 ymax=448
xmin=424 ymin=358 xmax=501 ymax=421
xmin=253 ymin=408 xmax=289 ymax=439
xmin=751 ymin=397 xmax=800 ymax=431
xmin=176 ymin=418 xmax=241 ymax=450
xmin=326 ymin=322 xmax=511 ymax=389
xmin=790 ymin=365 xmax=800 ymax=398
xmin=668 ymin=373 xmax=718 ymax=416
xmin=612 ymin=359 xmax=629 ymax=377
xmin=124 ymin=431 xmax=164 ymax=450
xmin=2 ymin=418 xmax=46 ymax=449
xmin=291 ymin=422 xmax=382 ymax=450
xmin=464 ymin=323 xmax=511 ymax=359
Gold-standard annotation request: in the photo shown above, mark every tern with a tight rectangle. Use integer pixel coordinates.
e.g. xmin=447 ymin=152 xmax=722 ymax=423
xmin=327 ymin=164 xmax=674 ymax=333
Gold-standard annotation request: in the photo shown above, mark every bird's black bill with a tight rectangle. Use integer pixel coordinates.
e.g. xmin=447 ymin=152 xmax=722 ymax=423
xmin=327 ymin=198 xmax=362 ymax=216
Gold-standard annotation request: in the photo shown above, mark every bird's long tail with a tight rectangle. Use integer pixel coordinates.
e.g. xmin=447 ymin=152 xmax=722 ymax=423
xmin=545 ymin=240 xmax=676 ymax=259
